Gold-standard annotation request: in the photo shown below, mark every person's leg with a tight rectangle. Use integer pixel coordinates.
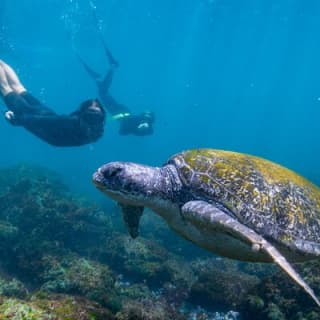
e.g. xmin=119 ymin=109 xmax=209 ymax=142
xmin=76 ymin=53 xmax=101 ymax=80
xmin=99 ymin=66 xmax=116 ymax=92
xmin=0 ymin=63 xmax=13 ymax=96
xmin=90 ymin=1 xmax=119 ymax=68
xmin=101 ymin=39 xmax=119 ymax=68
xmin=0 ymin=60 xmax=26 ymax=94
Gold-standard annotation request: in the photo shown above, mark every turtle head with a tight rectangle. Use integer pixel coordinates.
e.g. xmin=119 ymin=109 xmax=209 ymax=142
xmin=93 ymin=162 xmax=163 ymax=205
xmin=93 ymin=161 xmax=182 ymax=237
xmin=93 ymin=161 xmax=165 ymax=238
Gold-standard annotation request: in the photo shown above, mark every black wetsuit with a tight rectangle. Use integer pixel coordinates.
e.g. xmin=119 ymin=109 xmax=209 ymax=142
xmin=4 ymin=92 xmax=105 ymax=147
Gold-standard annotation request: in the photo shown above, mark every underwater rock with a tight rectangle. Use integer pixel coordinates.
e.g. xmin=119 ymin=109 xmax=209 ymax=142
xmin=238 ymin=260 xmax=277 ymax=279
xmin=0 ymin=293 xmax=114 ymax=320
xmin=0 ymin=297 xmax=48 ymax=320
xmin=242 ymin=260 xmax=320 ymax=319
xmin=115 ymin=280 xmax=152 ymax=301
xmin=0 ymin=164 xmax=113 ymax=282
xmin=104 ymin=233 xmax=171 ymax=285
xmin=189 ymin=258 xmax=259 ymax=311
xmin=115 ymin=298 xmax=186 ymax=320
xmin=0 ymin=164 xmax=64 ymax=194
xmin=5 ymin=163 xmax=318 ymax=319
xmin=0 ymin=221 xmax=18 ymax=240
xmin=100 ymin=233 xmax=195 ymax=287
xmin=184 ymin=306 xmax=240 ymax=320
xmin=39 ymin=254 xmax=121 ymax=311
xmin=0 ymin=221 xmax=18 ymax=260
xmin=0 ymin=276 xmax=28 ymax=299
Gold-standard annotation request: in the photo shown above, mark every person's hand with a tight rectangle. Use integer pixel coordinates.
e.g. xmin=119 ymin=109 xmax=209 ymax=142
xmin=137 ymin=122 xmax=150 ymax=130
xmin=135 ymin=120 xmax=153 ymax=136
xmin=5 ymin=111 xmax=15 ymax=121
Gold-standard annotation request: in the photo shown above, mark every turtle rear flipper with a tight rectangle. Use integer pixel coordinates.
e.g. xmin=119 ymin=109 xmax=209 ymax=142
xmin=181 ymin=200 xmax=320 ymax=307
xmin=119 ymin=203 xmax=144 ymax=238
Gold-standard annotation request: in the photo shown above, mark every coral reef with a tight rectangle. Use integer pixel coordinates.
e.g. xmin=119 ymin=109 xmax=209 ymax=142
xmin=115 ymin=282 xmax=152 ymax=301
xmin=115 ymin=299 xmax=186 ymax=320
xmin=99 ymin=233 xmax=195 ymax=288
xmin=189 ymin=258 xmax=260 ymax=311
xmin=0 ymin=294 xmax=114 ymax=320
xmin=242 ymin=261 xmax=320 ymax=319
xmin=0 ymin=275 xmax=28 ymax=299
xmin=39 ymin=254 xmax=121 ymax=311
xmin=0 ymin=165 xmax=112 ymax=279
xmin=0 ymin=163 xmax=318 ymax=319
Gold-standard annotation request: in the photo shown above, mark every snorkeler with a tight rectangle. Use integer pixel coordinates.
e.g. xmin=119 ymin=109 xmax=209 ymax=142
xmin=74 ymin=5 xmax=154 ymax=136
xmin=76 ymin=47 xmax=154 ymax=136
xmin=0 ymin=60 xmax=106 ymax=147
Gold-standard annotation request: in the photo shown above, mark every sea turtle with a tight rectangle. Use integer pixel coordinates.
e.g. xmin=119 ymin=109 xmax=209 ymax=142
xmin=92 ymin=149 xmax=320 ymax=306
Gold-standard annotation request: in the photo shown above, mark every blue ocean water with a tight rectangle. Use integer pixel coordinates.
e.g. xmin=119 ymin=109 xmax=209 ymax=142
xmin=0 ymin=0 xmax=320 ymax=195
xmin=1 ymin=1 xmax=320 ymax=318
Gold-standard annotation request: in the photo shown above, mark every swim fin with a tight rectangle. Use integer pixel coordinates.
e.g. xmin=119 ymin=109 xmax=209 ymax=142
xmin=75 ymin=51 xmax=102 ymax=80
xmin=90 ymin=0 xmax=120 ymax=68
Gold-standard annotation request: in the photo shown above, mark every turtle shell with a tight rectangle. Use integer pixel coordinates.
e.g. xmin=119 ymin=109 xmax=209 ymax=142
xmin=167 ymin=149 xmax=320 ymax=254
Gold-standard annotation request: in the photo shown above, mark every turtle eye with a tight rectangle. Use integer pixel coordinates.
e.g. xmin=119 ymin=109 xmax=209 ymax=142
xmin=105 ymin=167 xmax=123 ymax=179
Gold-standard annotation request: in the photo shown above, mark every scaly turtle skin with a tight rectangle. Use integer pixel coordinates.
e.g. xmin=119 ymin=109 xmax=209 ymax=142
xmin=92 ymin=149 xmax=320 ymax=306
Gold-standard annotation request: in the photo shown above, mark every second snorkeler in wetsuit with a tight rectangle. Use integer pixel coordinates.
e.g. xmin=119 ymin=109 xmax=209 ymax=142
xmin=76 ymin=39 xmax=155 ymax=136
xmin=0 ymin=60 xmax=105 ymax=147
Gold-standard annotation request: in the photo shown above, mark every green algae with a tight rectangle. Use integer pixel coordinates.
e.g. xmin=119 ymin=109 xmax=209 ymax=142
xmin=0 ymin=295 xmax=114 ymax=320
xmin=0 ymin=298 xmax=49 ymax=320
xmin=0 ymin=278 xmax=28 ymax=299
xmin=40 ymin=255 xmax=120 ymax=311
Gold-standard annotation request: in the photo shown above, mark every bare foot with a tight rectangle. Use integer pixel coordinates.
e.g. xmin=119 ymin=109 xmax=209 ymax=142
xmin=0 ymin=67 xmax=13 ymax=96
xmin=0 ymin=61 xmax=26 ymax=94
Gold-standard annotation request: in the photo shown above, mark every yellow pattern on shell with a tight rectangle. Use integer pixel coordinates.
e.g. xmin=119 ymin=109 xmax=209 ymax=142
xmin=184 ymin=149 xmax=315 ymax=189
xmin=177 ymin=149 xmax=320 ymax=241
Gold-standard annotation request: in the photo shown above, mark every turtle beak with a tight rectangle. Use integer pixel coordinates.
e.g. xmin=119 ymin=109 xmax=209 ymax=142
xmin=92 ymin=163 xmax=124 ymax=192
xmin=92 ymin=168 xmax=104 ymax=188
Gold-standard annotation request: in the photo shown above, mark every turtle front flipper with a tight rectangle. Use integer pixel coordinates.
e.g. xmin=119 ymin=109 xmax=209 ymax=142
xmin=181 ymin=200 xmax=320 ymax=307
xmin=118 ymin=203 xmax=144 ymax=238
